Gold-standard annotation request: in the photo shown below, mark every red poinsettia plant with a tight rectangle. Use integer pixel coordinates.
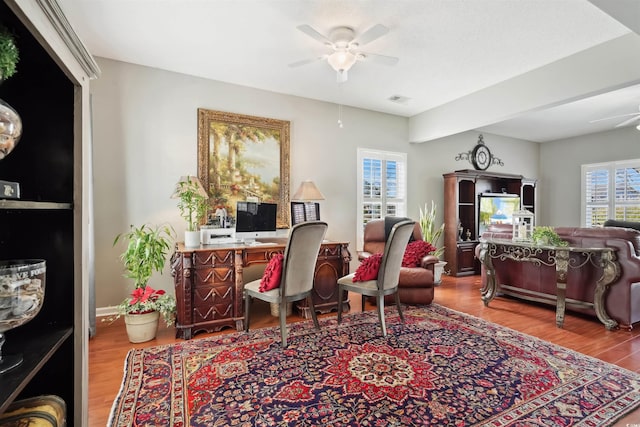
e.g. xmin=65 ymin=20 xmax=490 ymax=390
xmin=113 ymin=285 xmax=176 ymax=326
xmin=106 ymin=224 xmax=177 ymax=326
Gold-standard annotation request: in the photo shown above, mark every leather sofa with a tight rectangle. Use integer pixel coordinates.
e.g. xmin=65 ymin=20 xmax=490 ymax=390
xmin=359 ymin=218 xmax=438 ymax=305
xmin=478 ymin=223 xmax=640 ymax=330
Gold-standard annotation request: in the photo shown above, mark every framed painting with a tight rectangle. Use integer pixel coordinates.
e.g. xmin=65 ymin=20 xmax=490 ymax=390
xmin=197 ymin=109 xmax=290 ymax=228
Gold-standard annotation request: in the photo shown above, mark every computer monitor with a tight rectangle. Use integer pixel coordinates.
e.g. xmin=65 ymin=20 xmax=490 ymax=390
xmin=235 ymin=201 xmax=278 ymax=242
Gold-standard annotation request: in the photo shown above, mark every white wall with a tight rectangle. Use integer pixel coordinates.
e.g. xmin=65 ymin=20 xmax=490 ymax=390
xmin=538 ymin=126 xmax=640 ymax=227
xmin=91 ymin=57 xmax=540 ymax=308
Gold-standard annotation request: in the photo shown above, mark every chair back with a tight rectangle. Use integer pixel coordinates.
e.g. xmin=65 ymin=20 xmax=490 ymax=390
xmin=362 ymin=218 xmax=423 ymax=256
xmin=377 ymin=220 xmax=414 ymax=291
xmin=281 ymin=221 xmax=328 ymax=297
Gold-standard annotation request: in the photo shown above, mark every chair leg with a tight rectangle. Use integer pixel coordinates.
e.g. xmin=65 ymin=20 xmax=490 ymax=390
xmin=280 ymin=300 xmax=288 ymax=347
xmin=308 ymin=295 xmax=320 ymax=330
xmin=337 ymin=284 xmax=344 ymax=324
xmin=361 ymin=295 xmax=366 ymax=312
xmin=376 ymin=294 xmax=387 ymax=337
xmin=244 ymin=292 xmax=251 ymax=332
xmin=394 ymin=291 xmax=405 ymax=323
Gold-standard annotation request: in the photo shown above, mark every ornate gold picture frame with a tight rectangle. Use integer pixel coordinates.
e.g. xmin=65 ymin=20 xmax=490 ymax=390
xmin=197 ymin=109 xmax=290 ymax=228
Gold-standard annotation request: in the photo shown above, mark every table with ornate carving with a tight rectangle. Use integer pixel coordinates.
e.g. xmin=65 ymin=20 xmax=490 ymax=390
xmin=171 ymin=240 xmax=351 ymax=339
xmin=477 ymin=238 xmax=620 ymax=330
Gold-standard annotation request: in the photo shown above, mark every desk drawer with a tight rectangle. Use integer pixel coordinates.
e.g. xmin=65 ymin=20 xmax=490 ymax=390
xmin=192 ymin=250 xmax=235 ymax=268
xmin=192 ymin=283 xmax=234 ymax=323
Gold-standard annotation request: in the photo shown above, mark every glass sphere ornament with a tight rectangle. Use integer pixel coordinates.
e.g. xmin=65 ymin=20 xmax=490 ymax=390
xmin=0 ymin=260 xmax=46 ymax=374
xmin=0 ymin=98 xmax=22 ymax=160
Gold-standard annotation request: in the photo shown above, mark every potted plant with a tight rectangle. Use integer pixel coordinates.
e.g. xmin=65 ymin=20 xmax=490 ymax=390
xmin=419 ymin=201 xmax=447 ymax=283
xmin=531 ymin=226 xmax=568 ymax=247
xmin=111 ymin=223 xmax=176 ymax=343
xmin=174 ymin=176 xmax=209 ymax=247
xmin=0 ymin=25 xmax=19 ymax=81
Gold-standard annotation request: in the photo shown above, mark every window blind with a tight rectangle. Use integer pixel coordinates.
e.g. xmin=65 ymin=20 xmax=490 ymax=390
xmin=582 ymin=160 xmax=640 ymax=226
xmin=357 ymin=149 xmax=407 ymax=249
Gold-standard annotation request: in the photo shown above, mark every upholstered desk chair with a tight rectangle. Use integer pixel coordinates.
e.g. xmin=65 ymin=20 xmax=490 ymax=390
xmin=337 ymin=220 xmax=415 ymax=337
xmin=244 ymin=221 xmax=328 ymax=347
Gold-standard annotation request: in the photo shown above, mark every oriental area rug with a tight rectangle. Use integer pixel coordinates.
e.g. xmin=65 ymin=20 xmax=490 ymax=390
xmin=108 ymin=305 xmax=640 ymax=426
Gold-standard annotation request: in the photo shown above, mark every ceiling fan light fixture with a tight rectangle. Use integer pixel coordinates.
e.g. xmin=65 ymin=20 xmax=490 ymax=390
xmin=328 ymin=50 xmax=357 ymax=83
xmin=327 ymin=50 xmax=357 ymax=73
xmin=636 ymin=123 xmax=640 ymax=130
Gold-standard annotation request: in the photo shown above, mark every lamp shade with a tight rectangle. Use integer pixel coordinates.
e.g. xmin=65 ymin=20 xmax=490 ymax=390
xmin=170 ymin=176 xmax=208 ymax=199
xmin=292 ymin=180 xmax=324 ymax=201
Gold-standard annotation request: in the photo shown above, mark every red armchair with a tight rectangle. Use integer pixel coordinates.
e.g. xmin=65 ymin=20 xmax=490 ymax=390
xmin=358 ymin=218 xmax=438 ymax=305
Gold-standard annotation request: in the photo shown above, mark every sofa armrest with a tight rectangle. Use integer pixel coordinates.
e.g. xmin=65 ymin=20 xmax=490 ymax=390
xmin=420 ymin=255 xmax=439 ymax=270
xmin=357 ymin=251 xmax=373 ymax=261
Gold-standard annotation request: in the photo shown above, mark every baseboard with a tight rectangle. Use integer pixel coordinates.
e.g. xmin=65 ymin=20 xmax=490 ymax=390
xmin=96 ymin=306 xmax=118 ymax=317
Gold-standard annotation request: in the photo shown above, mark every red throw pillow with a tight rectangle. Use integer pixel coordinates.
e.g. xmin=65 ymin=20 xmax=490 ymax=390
xmin=260 ymin=253 xmax=284 ymax=292
xmin=402 ymin=240 xmax=436 ymax=267
xmin=353 ymin=253 xmax=382 ymax=282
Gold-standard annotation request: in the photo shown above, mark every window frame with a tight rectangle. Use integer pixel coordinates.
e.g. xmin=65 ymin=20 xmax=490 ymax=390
xmin=581 ymin=158 xmax=640 ymax=227
xmin=356 ymin=148 xmax=407 ymax=250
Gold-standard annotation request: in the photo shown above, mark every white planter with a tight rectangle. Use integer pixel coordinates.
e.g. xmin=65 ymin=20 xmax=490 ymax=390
xmin=434 ymin=261 xmax=447 ymax=285
xmin=124 ymin=311 xmax=159 ymax=343
xmin=184 ymin=230 xmax=201 ymax=247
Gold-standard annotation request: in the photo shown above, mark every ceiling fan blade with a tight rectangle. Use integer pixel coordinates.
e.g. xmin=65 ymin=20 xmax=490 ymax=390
xmin=356 ymin=24 xmax=389 ymax=46
xmin=297 ymin=25 xmax=332 ymax=45
xmin=615 ymin=115 xmax=640 ymax=127
xmin=358 ymin=52 xmax=399 ymax=66
xmin=589 ymin=112 xmax=640 ymax=123
xmin=288 ymin=57 xmax=324 ymax=68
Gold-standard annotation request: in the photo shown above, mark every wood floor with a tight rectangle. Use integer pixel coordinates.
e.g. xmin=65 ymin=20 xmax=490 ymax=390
xmin=89 ymin=274 xmax=640 ymax=426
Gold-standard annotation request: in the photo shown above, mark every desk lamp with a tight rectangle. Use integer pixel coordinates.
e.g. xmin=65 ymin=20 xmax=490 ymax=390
xmin=291 ymin=180 xmax=324 ymax=225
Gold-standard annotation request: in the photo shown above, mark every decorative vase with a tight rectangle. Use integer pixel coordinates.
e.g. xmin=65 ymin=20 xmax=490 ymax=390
xmin=124 ymin=311 xmax=159 ymax=343
xmin=433 ymin=261 xmax=447 ymax=285
xmin=0 ymin=260 xmax=46 ymax=374
xmin=0 ymin=97 xmax=22 ymax=160
xmin=184 ymin=230 xmax=200 ymax=247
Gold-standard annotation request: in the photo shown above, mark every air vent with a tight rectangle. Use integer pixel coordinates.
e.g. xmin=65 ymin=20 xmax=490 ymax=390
xmin=388 ymin=95 xmax=410 ymax=104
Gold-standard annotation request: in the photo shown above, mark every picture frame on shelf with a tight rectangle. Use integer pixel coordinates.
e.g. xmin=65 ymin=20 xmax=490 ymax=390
xmin=291 ymin=201 xmax=320 ymax=225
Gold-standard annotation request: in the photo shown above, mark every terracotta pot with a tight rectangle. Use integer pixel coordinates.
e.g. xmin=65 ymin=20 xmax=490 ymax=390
xmin=124 ymin=311 xmax=159 ymax=343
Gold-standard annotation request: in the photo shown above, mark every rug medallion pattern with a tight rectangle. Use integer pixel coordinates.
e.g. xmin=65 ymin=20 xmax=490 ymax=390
xmin=109 ymin=305 xmax=640 ymax=426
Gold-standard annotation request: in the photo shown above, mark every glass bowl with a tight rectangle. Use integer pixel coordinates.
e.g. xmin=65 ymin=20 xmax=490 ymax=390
xmin=0 ymin=259 xmax=46 ymax=374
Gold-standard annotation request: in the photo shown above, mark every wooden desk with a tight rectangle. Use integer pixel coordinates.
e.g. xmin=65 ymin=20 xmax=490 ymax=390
xmin=170 ymin=239 xmax=351 ymax=339
xmin=477 ymin=238 xmax=619 ymax=330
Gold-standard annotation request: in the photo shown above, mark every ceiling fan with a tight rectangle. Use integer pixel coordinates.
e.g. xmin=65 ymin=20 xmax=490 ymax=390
xmin=589 ymin=105 xmax=640 ymax=129
xmin=290 ymin=24 xmax=399 ymax=83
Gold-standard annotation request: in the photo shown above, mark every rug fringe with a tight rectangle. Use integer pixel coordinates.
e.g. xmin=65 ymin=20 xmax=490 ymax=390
xmin=107 ymin=348 xmax=135 ymax=427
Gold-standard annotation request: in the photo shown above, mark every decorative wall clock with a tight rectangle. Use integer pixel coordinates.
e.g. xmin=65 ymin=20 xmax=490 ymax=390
xmin=456 ymin=134 xmax=504 ymax=170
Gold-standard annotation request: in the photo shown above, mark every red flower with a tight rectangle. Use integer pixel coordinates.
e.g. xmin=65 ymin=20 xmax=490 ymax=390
xmin=130 ymin=286 xmax=157 ymax=305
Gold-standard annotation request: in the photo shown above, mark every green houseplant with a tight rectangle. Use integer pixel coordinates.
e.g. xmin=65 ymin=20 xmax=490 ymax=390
xmin=531 ymin=226 xmax=568 ymax=247
xmin=174 ymin=176 xmax=209 ymax=247
xmin=111 ymin=224 xmax=176 ymax=342
xmin=0 ymin=26 xmax=19 ymax=81
xmin=419 ymin=201 xmax=445 ymax=258
xmin=175 ymin=176 xmax=209 ymax=232
xmin=419 ymin=201 xmax=448 ymax=284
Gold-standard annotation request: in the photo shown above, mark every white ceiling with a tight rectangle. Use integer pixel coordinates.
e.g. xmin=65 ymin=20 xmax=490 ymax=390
xmin=58 ymin=0 xmax=640 ymax=142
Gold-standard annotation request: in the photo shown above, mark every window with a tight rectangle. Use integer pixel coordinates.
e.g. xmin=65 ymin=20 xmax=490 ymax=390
xmin=582 ymin=159 xmax=640 ymax=227
xmin=356 ymin=149 xmax=407 ymax=249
